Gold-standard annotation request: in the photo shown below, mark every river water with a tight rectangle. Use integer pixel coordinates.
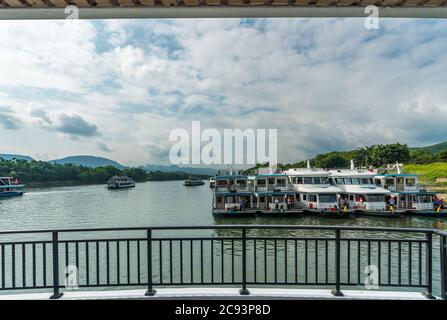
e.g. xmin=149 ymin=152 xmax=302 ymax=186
xmin=0 ymin=181 xmax=446 ymax=297
xmin=1 ymin=181 xmax=446 ymax=231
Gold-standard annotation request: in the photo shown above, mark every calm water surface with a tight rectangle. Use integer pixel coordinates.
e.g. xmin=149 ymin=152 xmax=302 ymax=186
xmin=1 ymin=181 xmax=447 ymax=231
xmin=0 ymin=181 xmax=446 ymax=296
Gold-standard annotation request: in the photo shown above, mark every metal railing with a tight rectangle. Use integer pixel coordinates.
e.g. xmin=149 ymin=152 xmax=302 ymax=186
xmin=0 ymin=225 xmax=446 ymax=299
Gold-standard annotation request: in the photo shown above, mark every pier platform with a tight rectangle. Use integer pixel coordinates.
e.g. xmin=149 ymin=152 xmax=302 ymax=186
xmin=0 ymin=288 xmax=432 ymax=300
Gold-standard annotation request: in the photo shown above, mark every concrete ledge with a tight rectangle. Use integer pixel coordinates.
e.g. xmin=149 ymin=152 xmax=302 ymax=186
xmin=0 ymin=288 xmax=431 ymax=300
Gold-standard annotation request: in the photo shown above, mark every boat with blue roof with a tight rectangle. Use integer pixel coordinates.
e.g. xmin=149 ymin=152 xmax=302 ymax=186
xmin=375 ymin=163 xmax=445 ymax=217
xmin=0 ymin=177 xmax=25 ymax=198
xmin=212 ymin=168 xmax=304 ymax=216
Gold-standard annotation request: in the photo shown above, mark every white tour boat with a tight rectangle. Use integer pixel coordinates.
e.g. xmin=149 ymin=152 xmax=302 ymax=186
xmin=375 ymin=163 xmax=441 ymax=217
xmin=107 ymin=175 xmax=136 ymax=189
xmin=212 ymin=170 xmax=254 ymax=215
xmin=284 ymin=161 xmax=350 ymax=218
xmin=0 ymin=177 xmax=25 ymax=198
xmin=251 ymin=168 xmax=302 ymax=215
xmin=328 ymin=160 xmax=396 ymax=217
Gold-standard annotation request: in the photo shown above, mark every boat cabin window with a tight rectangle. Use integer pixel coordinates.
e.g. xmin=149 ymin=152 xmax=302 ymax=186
xmin=365 ymin=194 xmax=385 ymax=202
xmin=406 ymin=178 xmax=416 ymax=187
xmin=321 ymin=177 xmax=329 ymax=184
xmin=303 ymin=177 xmax=313 ymax=184
xmin=360 ymin=178 xmax=373 ymax=185
xmin=216 ymin=180 xmax=227 ymax=186
xmin=313 ymin=177 xmax=322 ymax=184
xmin=236 ymin=180 xmax=247 ymax=186
xmin=291 ymin=177 xmax=303 ymax=184
xmin=419 ymin=195 xmax=432 ymax=203
xmin=385 ymin=178 xmax=395 ymax=187
xmin=276 ymin=178 xmax=286 ymax=186
xmin=349 ymin=194 xmax=354 ymax=201
xmin=303 ymin=194 xmax=308 ymax=201
xmin=268 ymin=178 xmax=275 ymax=185
xmin=318 ymin=194 xmax=336 ymax=203
xmin=351 ymin=178 xmax=360 ymax=185
xmin=308 ymin=194 xmax=317 ymax=202
xmin=257 ymin=179 xmax=266 ymax=187
xmin=335 ymin=178 xmax=345 ymax=185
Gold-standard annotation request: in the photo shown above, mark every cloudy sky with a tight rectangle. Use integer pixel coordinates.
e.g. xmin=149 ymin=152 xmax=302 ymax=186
xmin=1 ymin=18 xmax=447 ymax=166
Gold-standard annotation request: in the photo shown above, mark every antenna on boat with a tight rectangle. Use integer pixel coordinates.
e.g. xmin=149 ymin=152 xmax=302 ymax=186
xmin=306 ymin=160 xmax=311 ymax=169
xmin=350 ymin=159 xmax=355 ymax=170
xmin=396 ymin=161 xmax=401 ymax=174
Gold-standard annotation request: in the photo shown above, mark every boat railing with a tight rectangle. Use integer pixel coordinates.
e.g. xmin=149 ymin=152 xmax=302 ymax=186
xmin=0 ymin=225 xmax=446 ymax=299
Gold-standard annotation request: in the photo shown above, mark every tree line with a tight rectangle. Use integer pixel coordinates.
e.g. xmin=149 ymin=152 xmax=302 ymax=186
xmin=246 ymin=142 xmax=447 ymax=173
xmin=0 ymin=158 xmax=207 ymax=184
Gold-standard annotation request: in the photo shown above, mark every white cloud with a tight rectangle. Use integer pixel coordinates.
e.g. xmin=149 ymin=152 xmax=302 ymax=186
xmin=1 ymin=18 xmax=447 ymax=165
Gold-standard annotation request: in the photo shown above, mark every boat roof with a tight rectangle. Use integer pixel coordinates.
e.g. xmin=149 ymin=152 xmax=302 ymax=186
xmin=393 ymin=191 xmax=437 ymax=195
xmin=215 ymin=175 xmax=248 ymax=180
xmin=284 ymin=168 xmax=330 ymax=177
xmin=215 ymin=192 xmax=252 ymax=196
xmin=337 ymin=185 xmax=391 ymax=195
xmin=294 ymin=185 xmax=342 ymax=194
xmin=254 ymin=174 xmax=287 ymax=178
xmin=256 ymin=191 xmax=296 ymax=196
xmin=329 ymin=169 xmax=376 ymax=178
xmin=376 ymin=174 xmax=418 ymax=178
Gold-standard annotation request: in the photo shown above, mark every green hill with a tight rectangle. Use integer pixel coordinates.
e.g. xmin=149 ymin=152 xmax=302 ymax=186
xmin=411 ymin=141 xmax=447 ymax=154
xmin=404 ymin=162 xmax=447 ymax=183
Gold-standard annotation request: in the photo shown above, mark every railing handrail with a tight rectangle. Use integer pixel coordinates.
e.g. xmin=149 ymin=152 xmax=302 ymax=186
xmin=0 ymin=224 xmax=445 ymax=299
xmin=0 ymin=224 xmax=440 ymax=235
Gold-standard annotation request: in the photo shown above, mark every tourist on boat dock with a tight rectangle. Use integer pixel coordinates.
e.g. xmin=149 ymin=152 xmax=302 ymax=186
xmin=389 ymin=196 xmax=395 ymax=211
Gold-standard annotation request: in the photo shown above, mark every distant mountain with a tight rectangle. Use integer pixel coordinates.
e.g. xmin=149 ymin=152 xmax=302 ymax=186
xmin=50 ymin=156 xmax=125 ymax=169
xmin=412 ymin=141 xmax=447 ymax=154
xmin=143 ymin=164 xmax=218 ymax=176
xmin=0 ymin=154 xmax=33 ymax=162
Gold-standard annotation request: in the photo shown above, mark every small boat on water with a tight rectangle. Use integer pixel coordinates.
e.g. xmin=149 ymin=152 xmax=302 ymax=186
xmin=107 ymin=175 xmax=135 ymax=189
xmin=184 ymin=177 xmax=205 ymax=186
xmin=0 ymin=177 xmax=25 ymax=198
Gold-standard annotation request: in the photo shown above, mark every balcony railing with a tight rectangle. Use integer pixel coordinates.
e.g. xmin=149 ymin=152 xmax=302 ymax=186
xmin=0 ymin=225 xmax=446 ymax=299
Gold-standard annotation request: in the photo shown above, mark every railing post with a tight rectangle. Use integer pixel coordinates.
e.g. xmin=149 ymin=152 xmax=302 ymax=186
xmin=240 ymin=227 xmax=249 ymax=295
xmin=440 ymin=234 xmax=446 ymax=300
xmin=50 ymin=231 xmax=63 ymax=299
xmin=332 ymin=229 xmax=343 ymax=297
xmin=424 ymin=231 xmax=435 ymax=299
xmin=145 ymin=228 xmax=156 ymax=296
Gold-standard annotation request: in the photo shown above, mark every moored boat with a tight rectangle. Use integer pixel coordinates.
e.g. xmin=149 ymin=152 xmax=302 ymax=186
xmin=107 ymin=175 xmax=135 ymax=189
xmin=284 ymin=162 xmax=352 ymax=217
xmin=0 ymin=177 xmax=25 ymax=198
xmin=329 ymin=160 xmax=398 ymax=218
xmin=375 ymin=164 xmax=438 ymax=217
